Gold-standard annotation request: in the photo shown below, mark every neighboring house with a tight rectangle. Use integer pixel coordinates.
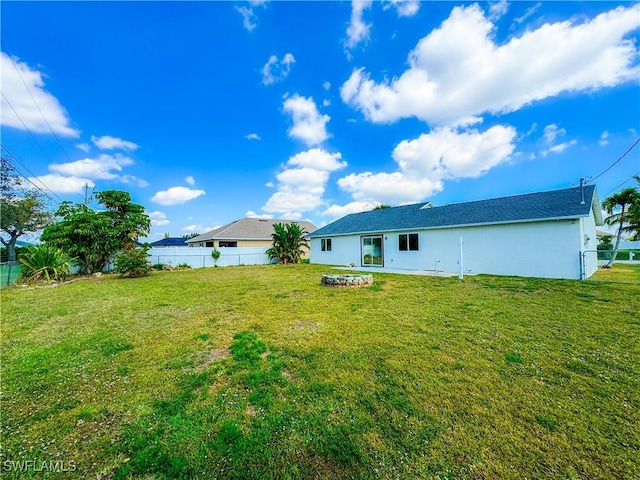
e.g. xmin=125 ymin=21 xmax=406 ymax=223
xmin=186 ymin=217 xmax=317 ymax=250
xmin=309 ymin=186 xmax=603 ymax=280
xmin=150 ymin=237 xmax=188 ymax=247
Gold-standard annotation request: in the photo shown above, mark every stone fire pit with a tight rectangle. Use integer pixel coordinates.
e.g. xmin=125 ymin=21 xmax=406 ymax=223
xmin=321 ymin=273 xmax=373 ymax=287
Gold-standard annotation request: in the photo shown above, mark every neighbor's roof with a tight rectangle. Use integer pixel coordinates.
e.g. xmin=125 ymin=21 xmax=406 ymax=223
xmin=187 ymin=217 xmax=318 ymax=243
xmin=150 ymin=237 xmax=188 ymax=247
xmin=310 ymin=185 xmax=602 ymax=238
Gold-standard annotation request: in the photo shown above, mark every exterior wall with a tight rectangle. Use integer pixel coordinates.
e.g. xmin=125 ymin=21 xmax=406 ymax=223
xmin=310 ymin=236 xmax=362 ymax=266
xmin=579 ymin=210 xmax=599 ymax=278
xmin=312 ymin=219 xmax=590 ymax=279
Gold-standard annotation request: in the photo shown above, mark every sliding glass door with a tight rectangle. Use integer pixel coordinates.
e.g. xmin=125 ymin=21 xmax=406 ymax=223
xmin=362 ymin=235 xmax=383 ymax=266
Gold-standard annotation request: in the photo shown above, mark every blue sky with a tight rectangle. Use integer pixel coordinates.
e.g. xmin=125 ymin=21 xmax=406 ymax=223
xmin=2 ymin=1 xmax=639 ymax=239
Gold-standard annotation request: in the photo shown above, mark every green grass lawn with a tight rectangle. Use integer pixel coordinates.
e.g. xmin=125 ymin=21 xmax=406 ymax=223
xmin=1 ymin=264 xmax=638 ymax=479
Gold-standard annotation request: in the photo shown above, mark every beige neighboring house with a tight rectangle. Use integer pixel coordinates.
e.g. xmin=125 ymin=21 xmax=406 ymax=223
xmin=186 ymin=217 xmax=318 ymax=253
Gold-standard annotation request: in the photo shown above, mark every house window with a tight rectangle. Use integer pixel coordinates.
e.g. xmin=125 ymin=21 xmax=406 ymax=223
xmin=321 ymin=238 xmax=332 ymax=251
xmin=399 ymin=233 xmax=419 ymax=251
xmin=205 ymin=241 xmax=214 ymax=248
xmin=219 ymin=241 xmax=237 ymax=247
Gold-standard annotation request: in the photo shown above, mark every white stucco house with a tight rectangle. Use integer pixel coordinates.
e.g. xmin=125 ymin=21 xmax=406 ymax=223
xmin=309 ymin=186 xmax=603 ymax=280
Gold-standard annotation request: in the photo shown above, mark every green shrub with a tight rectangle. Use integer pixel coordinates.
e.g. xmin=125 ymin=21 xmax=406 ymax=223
xmin=211 ymin=248 xmax=221 ymax=267
xmin=115 ymin=243 xmax=151 ymax=278
xmin=176 ymin=263 xmax=192 ymax=269
xmin=18 ymin=244 xmax=72 ymax=283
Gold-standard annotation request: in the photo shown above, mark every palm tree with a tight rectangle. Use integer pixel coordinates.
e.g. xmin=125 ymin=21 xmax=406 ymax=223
xmin=602 ymin=186 xmax=640 ymax=268
xmin=266 ymin=222 xmax=309 ymax=264
xmin=628 ymin=176 xmax=640 ymax=241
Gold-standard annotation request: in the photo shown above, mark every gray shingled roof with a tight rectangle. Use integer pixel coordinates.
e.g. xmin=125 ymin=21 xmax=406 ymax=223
xmin=310 ymin=186 xmax=601 ymax=238
xmin=187 ymin=218 xmax=318 ymax=243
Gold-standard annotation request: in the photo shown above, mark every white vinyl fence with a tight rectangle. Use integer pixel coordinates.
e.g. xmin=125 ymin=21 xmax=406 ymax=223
xmin=147 ymin=246 xmax=272 ymax=269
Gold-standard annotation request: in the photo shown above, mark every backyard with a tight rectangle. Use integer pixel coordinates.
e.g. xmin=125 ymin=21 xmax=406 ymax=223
xmin=1 ymin=264 xmax=638 ymax=479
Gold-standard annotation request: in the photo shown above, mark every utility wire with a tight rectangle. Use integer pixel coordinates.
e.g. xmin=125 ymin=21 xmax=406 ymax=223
xmin=2 ymin=45 xmax=77 ymax=165
xmin=587 ymin=137 xmax=640 ymax=183
xmin=1 ymin=146 xmax=64 ymax=203
xmin=602 ymin=171 xmax=640 ymax=198
xmin=1 ymin=151 xmax=61 ymax=205
xmin=1 ymin=92 xmax=86 ymax=203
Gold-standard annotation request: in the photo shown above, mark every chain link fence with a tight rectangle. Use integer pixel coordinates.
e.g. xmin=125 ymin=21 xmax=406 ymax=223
xmin=147 ymin=246 xmax=272 ymax=269
xmin=0 ymin=262 xmax=22 ymax=288
xmin=583 ymin=249 xmax=640 ymax=283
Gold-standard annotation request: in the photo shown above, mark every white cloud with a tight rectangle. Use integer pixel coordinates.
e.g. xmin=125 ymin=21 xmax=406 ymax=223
xmin=336 ymin=125 xmax=516 ymax=205
xmin=51 ymin=154 xmax=133 ymax=179
xmin=323 ymin=81 xmax=331 ymax=90
xmin=487 ymin=0 xmax=509 ymax=22
xmin=76 ymin=143 xmax=91 ymax=152
xmin=283 ymin=94 xmax=330 ymax=146
xmin=262 ymin=148 xmax=347 ymax=216
xmin=392 ymin=125 xmax=517 ymax=179
xmin=281 ymin=211 xmax=303 ymax=220
xmin=338 ymin=171 xmax=443 ymax=205
xmin=540 ymin=123 xmax=577 ymax=156
xmin=48 ymin=153 xmax=148 ymax=187
xmin=542 ymin=140 xmax=578 ymax=157
xmin=182 ymin=224 xmax=217 ymax=233
xmin=185 ymin=176 xmax=195 ymax=186
xmin=236 ymin=6 xmax=257 ymax=31
xmin=345 ymin=0 xmax=373 ymax=50
xmin=513 ymin=2 xmax=541 ymax=27
xmin=148 ymin=211 xmax=170 ymax=227
xmin=52 ymin=154 xmax=146 ymax=187
xmin=91 ymin=135 xmax=139 ymax=151
xmin=287 ymin=148 xmax=346 ymax=171
xmin=385 ymin=0 xmax=420 ymax=18
xmin=245 ymin=133 xmax=261 ymax=140
xmin=543 ymin=124 xmax=566 ymax=144
xmin=29 ymin=174 xmax=93 ymax=194
xmin=152 ymin=186 xmax=206 ymax=206
xmin=323 ymin=99 xmax=331 ymax=107
xmin=599 ymin=131 xmax=610 ymax=146
xmin=262 ymin=53 xmax=295 ymax=86
xmin=341 ymin=4 xmax=640 ymax=127
xmin=0 ymin=52 xmax=79 ymax=137
xmin=322 ymin=201 xmax=380 ymax=218
xmin=246 ymin=210 xmax=274 ymax=219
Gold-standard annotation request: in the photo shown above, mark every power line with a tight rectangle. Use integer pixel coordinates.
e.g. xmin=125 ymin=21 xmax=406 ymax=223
xmin=2 ymin=45 xmax=78 ymax=165
xmin=1 ymin=145 xmax=64 ymax=203
xmin=1 ymin=150 xmax=62 ymax=205
xmin=602 ymin=171 xmax=640 ymax=198
xmin=587 ymin=137 xmax=640 ymax=183
xmin=1 ymin=92 xmax=86 ymax=203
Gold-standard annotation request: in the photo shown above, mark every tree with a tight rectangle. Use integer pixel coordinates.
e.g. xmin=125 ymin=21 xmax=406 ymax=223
xmin=0 ymin=157 xmax=53 ymax=262
xmin=597 ymin=235 xmax=613 ymax=251
xmin=601 ymin=186 xmax=640 ymax=268
xmin=627 ymin=176 xmax=640 ymax=241
xmin=41 ymin=190 xmax=150 ymax=274
xmin=266 ymin=222 xmax=309 ymax=265
xmin=373 ymin=204 xmax=391 ymax=210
